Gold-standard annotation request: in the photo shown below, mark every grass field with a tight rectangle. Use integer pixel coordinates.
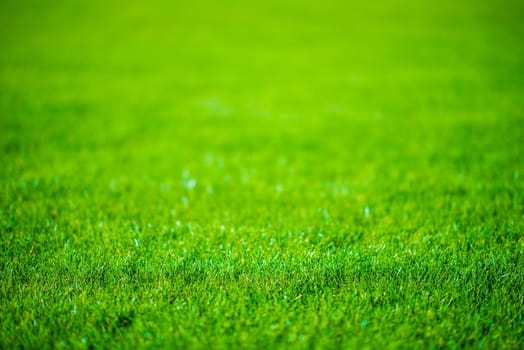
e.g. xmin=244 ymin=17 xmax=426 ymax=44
xmin=1 ymin=0 xmax=524 ymax=348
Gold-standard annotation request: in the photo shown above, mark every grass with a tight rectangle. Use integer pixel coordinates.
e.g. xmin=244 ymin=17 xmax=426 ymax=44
xmin=1 ymin=0 xmax=523 ymax=348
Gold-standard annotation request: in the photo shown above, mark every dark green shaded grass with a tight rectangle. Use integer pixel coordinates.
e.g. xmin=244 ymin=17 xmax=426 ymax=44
xmin=1 ymin=0 xmax=524 ymax=348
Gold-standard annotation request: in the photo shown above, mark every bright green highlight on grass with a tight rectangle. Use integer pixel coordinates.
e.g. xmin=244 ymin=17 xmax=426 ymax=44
xmin=1 ymin=0 xmax=523 ymax=348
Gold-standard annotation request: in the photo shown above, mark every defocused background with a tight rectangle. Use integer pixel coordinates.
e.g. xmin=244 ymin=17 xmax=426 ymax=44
xmin=1 ymin=0 xmax=523 ymax=227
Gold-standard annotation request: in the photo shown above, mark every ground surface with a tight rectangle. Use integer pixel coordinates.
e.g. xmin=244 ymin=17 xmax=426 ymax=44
xmin=1 ymin=0 xmax=523 ymax=348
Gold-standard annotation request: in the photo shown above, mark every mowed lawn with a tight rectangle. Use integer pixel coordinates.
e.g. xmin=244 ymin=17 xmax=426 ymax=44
xmin=1 ymin=0 xmax=523 ymax=348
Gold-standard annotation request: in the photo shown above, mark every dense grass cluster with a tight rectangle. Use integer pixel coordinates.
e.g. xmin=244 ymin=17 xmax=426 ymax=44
xmin=1 ymin=0 xmax=523 ymax=348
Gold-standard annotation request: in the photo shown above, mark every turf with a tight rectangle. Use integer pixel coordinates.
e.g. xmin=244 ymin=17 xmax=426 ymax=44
xmin=1 ymin=0 xmax=524 ymax=348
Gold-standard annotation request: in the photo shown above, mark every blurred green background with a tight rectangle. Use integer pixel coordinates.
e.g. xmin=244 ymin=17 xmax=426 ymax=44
xmin=1 ymin=0 xmax=523 ymax=348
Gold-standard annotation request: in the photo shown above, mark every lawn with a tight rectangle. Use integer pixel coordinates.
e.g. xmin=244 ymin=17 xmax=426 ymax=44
xmin=1 ymin=0 xmax=523 ymax=348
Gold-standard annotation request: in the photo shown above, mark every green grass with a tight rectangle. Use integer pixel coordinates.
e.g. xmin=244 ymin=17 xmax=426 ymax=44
xmin=1 ymin=0 xmax=524 ymax=348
